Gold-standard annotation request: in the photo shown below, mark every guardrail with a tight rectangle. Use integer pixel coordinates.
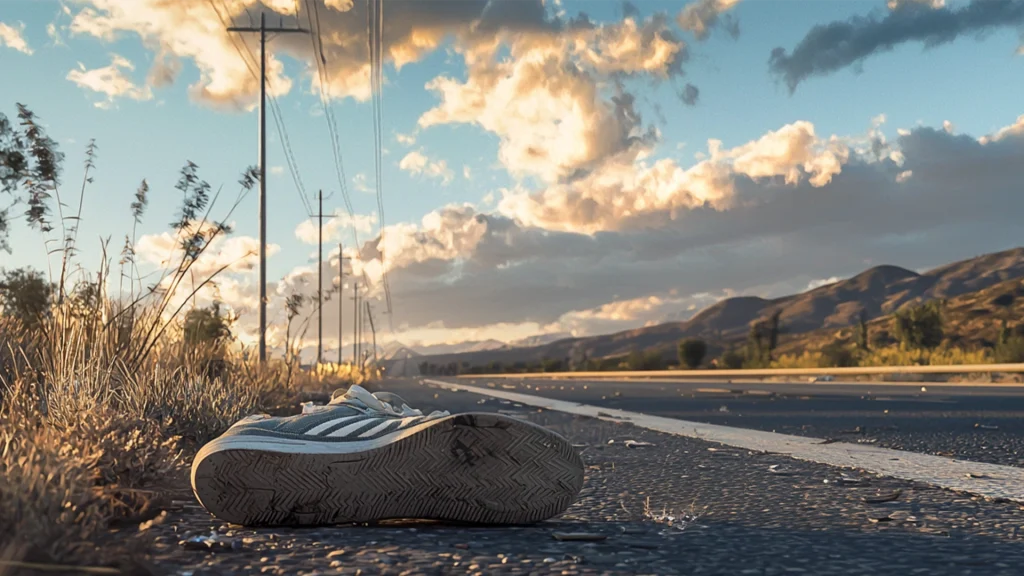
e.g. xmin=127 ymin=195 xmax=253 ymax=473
xmin=452 ymin=363 xmax=1024 ymax=380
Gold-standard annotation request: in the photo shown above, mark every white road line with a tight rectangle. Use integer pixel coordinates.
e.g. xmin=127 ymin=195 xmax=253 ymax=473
xmin=423 ymin=378 xmax=1024 ymax=504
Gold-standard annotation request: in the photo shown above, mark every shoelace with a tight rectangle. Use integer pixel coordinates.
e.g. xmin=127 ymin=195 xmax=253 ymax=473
xmin=325 ymin=385 xmax=450 ymax=420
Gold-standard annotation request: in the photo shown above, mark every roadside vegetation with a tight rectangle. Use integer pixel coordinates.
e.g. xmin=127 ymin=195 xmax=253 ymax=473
xmin=0 ymin=104 xmax=375 ymax=571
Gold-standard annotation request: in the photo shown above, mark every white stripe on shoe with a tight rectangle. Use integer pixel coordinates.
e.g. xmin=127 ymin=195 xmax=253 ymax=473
xmin=305 ymin=415 xmax=363 ymax=436
xmin=327 ymin=418 xmax=384 ymax=438
xmin=359 ymin=419 xmax=400 ymax=438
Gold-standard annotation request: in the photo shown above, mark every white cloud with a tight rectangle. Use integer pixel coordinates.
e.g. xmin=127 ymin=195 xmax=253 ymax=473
xmin=399 ymin=150 xmax=454 ymax=185
xmin=677 ymin=0 xmax=742 ymax=40
xmin=294 ymin=211 xmax=378 ymax=245
xmin=497 ymin=119 xmax=850 ymax=235
xmin=888 ymin=0 xmax=945 ymax=10
xmin=68 ymin=0 xmax=292 ymax=110
xmin=353 ymin=173 xmax=374 ymax=194
xmin=395 ymin=132 xmax=416 ymax=146
xmin=806 ymin=276 xmax=841 ymax=291
xmin=979 ymin=115 xmax=1024 ymax=145
xmin=66 ymin=53 xmax=153 ymax=108
xmin=0 ymin=21 xmax=33 ymax=55
xmin=269 ymin=165 xmax=285 ymax=176
xmin=417 ymin=12 xmax=685 ymax=183
xmin=463 ymin=165 xmax=472 ymax=180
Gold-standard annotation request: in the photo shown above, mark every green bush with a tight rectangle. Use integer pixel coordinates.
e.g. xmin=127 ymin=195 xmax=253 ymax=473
xmin=678 ymin=338 xmax=707 ymax=369
xmin=719 ymin=349 xmax=744 ymax=369
xmin=892 ymin=301 xmax=944 ymax=350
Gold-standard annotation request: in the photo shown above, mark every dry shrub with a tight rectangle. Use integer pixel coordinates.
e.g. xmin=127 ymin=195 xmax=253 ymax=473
xmin=0 ymin=378 xmax=182 ymax=569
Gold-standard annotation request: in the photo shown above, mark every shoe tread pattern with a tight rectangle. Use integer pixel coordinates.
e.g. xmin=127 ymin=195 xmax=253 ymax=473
xmin=191 ymin=413 xmax=585 ymax=527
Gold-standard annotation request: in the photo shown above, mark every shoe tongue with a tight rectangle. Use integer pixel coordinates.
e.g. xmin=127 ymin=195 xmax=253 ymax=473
xmin=330 ymin=385 xmax=386 ymax=412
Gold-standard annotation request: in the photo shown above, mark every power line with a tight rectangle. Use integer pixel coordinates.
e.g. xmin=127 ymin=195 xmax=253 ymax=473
xmin=210 ymin=0 xmax=315 ymax=219
xmin=303 ymin=0 xmax=360 ymax=251
xmin=368 ymin=0 xmax=393 ymax=316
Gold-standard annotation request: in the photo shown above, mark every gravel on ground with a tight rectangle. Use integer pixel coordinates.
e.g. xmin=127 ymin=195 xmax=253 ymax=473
xmin=147 ymin=379 xmax=1024 ymax=576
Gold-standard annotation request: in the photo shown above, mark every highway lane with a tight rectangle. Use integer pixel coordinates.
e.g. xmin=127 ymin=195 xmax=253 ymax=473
xmin=452 ymin=377 xmax=1024 ymax=468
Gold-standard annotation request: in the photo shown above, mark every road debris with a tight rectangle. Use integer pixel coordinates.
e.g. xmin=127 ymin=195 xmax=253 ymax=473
xmin=179 ymin=533 xmax=242 ymax=552
xmin=624 ymin=439 xmax=656 ymax=448
xmin=863 ymin=489 xmax=902 ymax=504
xmin=975 ymin=423 xmax=999 ymax=430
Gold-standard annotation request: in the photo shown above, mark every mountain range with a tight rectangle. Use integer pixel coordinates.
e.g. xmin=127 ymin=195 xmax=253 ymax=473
xmin=393 ymin=246 xmax=1024 ymax=371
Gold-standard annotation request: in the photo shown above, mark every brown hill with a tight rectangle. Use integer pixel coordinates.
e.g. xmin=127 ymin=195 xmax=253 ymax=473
xmin=406 ymin=246 xmax=1024 ymax=370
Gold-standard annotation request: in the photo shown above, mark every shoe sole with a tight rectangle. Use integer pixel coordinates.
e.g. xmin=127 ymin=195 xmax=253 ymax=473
xmin=191 ymin=412 xmax=585 ymax=527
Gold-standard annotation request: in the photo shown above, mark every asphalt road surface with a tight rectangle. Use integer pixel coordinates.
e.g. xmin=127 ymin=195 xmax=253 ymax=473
xmin=154 ymin=378 xmax=1024 ymax=575
xmin=453 ymin=377 xmax=1024 ymax=469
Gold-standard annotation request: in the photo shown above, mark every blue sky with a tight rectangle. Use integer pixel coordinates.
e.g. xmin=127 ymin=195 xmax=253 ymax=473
xmin=1 ymin=0 xmax=1023 ymax=355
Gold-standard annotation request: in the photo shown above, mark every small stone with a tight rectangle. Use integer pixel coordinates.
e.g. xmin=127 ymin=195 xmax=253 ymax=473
xmin=181 ymin=540 xmax=209 ymax=552
xmin=327 ymin=550 xmax=347 ymax=558
xmin=453 ymin=543 xmax=470 ymax=550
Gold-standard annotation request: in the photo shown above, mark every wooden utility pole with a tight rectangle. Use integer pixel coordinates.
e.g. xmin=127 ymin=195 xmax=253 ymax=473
xmin=227 ymin=13 xmax=308 ymax=364
xmin=352 ymin=280 xmax=359 ymax=365
xmin=366 ymin=301 xmax=377 ymax=364
xmin=316 ymin=189 xmax=323 ymax=366
xmin=337 ymin=243 xmax=345 ymax=365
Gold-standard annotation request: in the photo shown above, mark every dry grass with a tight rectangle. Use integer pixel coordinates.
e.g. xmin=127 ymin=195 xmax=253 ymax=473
xmin=0 ymin=106 xmax=379 ymax=571
xmin=0 ymin=303 xmax=378 ymax=572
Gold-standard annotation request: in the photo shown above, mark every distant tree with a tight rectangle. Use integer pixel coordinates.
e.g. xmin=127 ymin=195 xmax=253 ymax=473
xmin=643 ymin=350 xmax=664 ymax=370
xmin=626 ymin=349 xmax=664 ymax=371
xmin=767 ymin=309 xmax=782 ymax=357
xmin=541 ymin=357 xmax=564 ymax=372
xmin=857 ymin=309 xmax=870 ymax=351
xmin=627 ymin=349 xmax=645 ymax=370
xmin=719 ymin=349 xmax=745 ymax=369
xmin=994 ymin=320 xmax=1024 ymax=363
xmin=745 ymin=322 xmax=769 ymax=368
xmin=820 ymin=341 xmax=857 ymax=368
xmin=678 ymin=338 xmax=707 ymax=369
xmin=183 ymin=301 xmax=234 ymax=380
xmin=418 ymin=361 xmax=429 ymax=375
xmin=0 ymin=267 xmax=53 ymax=328
xmin=892 ymin=301 xmax=944 ymax=350
xmin=183 ymin=301 xmax=233 ymax=348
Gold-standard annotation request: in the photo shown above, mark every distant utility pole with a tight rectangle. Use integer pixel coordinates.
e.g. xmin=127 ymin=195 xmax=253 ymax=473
xmin=227 ymin=12 xmax=308 ymax=364
xmin=352 ymin=280 xmax=359 ymax=365
xmin=366 ymin=301 xmax=377 ymax=364
xmin=337 ymin=244 xmax=351 ymax=365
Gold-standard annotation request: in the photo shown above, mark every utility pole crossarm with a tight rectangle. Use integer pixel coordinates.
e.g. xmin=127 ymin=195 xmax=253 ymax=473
xmin=227 ymin=26 xmax=309 ymax=33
